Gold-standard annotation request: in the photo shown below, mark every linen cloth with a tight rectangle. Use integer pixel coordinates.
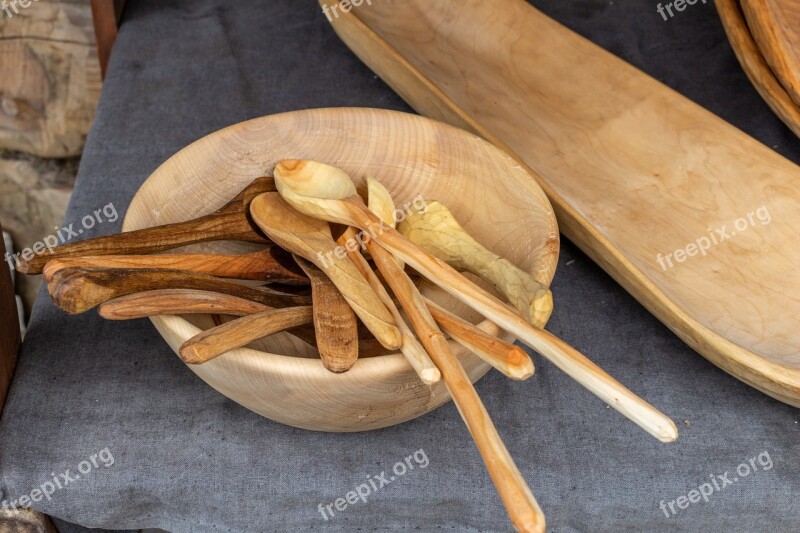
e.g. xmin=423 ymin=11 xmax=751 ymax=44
xmin=0 ymin=0 xmax=798 ymax=531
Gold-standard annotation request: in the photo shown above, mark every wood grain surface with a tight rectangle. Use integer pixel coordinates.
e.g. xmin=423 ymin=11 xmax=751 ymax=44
xmin=326 ymin=0 xmax=800 ymax=407
xmin=124 ymin=108 xmax=558 ymax=431
xmin=742 ymin=0 xmax=800 ymax=107
xmin=717 ymin=0 xmax=800 ymax=137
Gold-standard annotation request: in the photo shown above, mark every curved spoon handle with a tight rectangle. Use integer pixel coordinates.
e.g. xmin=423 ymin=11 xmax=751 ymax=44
xmin=179 ymin=307 xmax=313 ymax=364
xmin=339 ymin=228 xmax=440 ymax=384
xmin=42 ymin=248 xmax=307 ymax=284
xmin=366 ymin=231 xmax=546 ymax=533
xmin=18 ymin=177 xmax=275 ymax=275
xmin=47 ymin=266 xmax=311 ymax=314
xmin=99 ymin=289 xmax=272 ymax=319
xmin=294 ymin=256 xmax=359 ymax=373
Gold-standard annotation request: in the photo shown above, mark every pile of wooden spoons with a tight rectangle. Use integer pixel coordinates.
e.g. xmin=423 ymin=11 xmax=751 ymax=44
xmin=22 ymin=161 xmax=678 ymax=532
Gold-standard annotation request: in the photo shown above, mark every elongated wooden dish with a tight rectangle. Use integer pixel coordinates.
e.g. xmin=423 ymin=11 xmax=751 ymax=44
xmin=323 ymin=0 xmax=800 ymax=406
xmin=717 ymin=0 xmax=800 ymax=138
xmin=124 ymin=108 xmax=559 ymax=431
xmin=741 ymin=0 xmax=800 ymax=107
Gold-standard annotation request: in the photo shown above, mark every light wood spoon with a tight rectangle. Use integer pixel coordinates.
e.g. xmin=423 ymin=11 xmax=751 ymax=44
xmin=338 ymin=227 xmax=440 ymax=384
xmin=41 ymin=247 xmax=307 ymax=285
xmin=399 ymin=200 xmax=552 ymax=327
xmin=361 ymin=198 xmax=546 ymax=532
xmin=249 ymin=192 xmax=401 ymax=351
xmin=19 ymin=177 xmax=275 ymax=275
xmin=293 ymin=256 xmax=359 ymax=373
xmin=179 ymin=307 xmax=314 ymax=364
xmin=47 ymin=265 xmax=311 ymax=314
xmin=364 ymin=177 xmax=533 ymax=380
xmin=272 ymin=160 xmax=678 ymax=443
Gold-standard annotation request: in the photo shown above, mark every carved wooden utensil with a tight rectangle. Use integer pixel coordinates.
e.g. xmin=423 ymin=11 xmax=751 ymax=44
xmin=338 ymin=227 xmax=440 ymax=384
xmin=293 ymin=255 xmax=359 ymax=373
xmin=272 ymin=160 xmax=678 ymax=443
xmin=179 ymin=307 xmax=314 ymax=365
xmin=362 ymin=177 xmax=532 ymax=380
xmin=47 ymin=266 xmax=311 ymax=314
xmin=19 ymin=177 xmax=275 ymax=275
xmin=399 ymin=201 xmax=553 ymax=328
xmin=249 ymin=192 xmax=401 ymax=351
xmin=741 ymin=0 xmax=800 ymax=107
xmin=41 ymin=247 xmax=307 ymax=285
xmin=359 ymin=183 xmax=545 ymax=532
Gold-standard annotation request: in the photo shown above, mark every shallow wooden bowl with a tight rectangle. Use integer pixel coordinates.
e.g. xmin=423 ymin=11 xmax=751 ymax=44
xmin=124 ymin=108 xmax=559 ymax=432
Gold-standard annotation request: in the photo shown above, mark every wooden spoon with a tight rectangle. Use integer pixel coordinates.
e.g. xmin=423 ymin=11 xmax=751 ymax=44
xmin=179 ymin=307 xmax=314 ymax=364
xmin=363 ymin=177 xmax=532 ymax=380
xmin=338 ymin=227 xmax=440 ymax=384
xmin=47 ymin=266 xmax=311 ymax=314
xmin=99 ymin=289 xmax=274 ymax=319
xmin=249 ymin=193 xmax=401 ymax=351
xmin=741 ymin=0 xmax=800 ymax=108
xmin=41 ymin=247 xmax=307 ymax=285
xmin=399 ymin=200 xmax=553 ymax=327
xmin=272 ymin=160 xmax=678 ymax=443
xmin=293 ymin=256 xmax=359 ymax=373
xmin=362 ymin=204 xmax=546 ymax=532
xmin=18 ymin=177 xmax=275 ymax=275
xmin=717 ymin=0 xmax=800 ymax=137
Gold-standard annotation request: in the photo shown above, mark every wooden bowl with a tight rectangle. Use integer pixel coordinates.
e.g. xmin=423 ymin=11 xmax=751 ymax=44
xmin=124 ymin=108 xmax=559 ymax=432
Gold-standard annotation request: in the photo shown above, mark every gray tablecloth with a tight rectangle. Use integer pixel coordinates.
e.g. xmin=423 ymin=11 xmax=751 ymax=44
xmin=0 ymin=0 xmax=798 ymax=531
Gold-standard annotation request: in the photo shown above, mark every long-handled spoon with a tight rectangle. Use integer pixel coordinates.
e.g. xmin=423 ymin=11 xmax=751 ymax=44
xmin=270 ymin=160 xmax=678 ymax=443
xmin=249 ymin=193 xmax=401 ymax=351
xmin=363 ymin=177 xmax=533 ymax=380
xmin=179 ymin=307 xmax=314 ymax=364
xmin=47 ymin=266 xmax=311 ymax=314
xmin=19 ymin=177 xmax=275 ymax=275
xmin=41 ymin=247 xmax=307 ymax=285
xmin=338 ymin=227 xmax=440 ymax=384
xmin=399 ymin=200 xmax=552 ymax=327
xmin=359 ymin=188 xmax=546 ymax=532
xmin=99 ymin=289 xmax=273 ymax=319
xmin=293 ymin=256 xmax=359 ymax=373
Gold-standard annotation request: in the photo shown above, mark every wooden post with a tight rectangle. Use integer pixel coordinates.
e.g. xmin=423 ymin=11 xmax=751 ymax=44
xmin=0 ymin=222 xmax=20 ymax=414
xmin=91 ymin=0 xmax=127 ymax=79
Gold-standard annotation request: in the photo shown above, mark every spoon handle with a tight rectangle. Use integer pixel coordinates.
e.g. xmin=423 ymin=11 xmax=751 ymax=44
xmin=41 ymin=248 xmax=306 ymax=284
xmin=349 ymin=200 xmax=678 ymax=443
xmin=294 ymin=256 xmax=359 ymax=373
xmin=339 ymin=229 xmax=440 ymax=384
xmin=18 ymin=212 xmax=268 ymax=275
xmin=424 ymin=298 xmax=534 ymax=381
xmin=179 ymin=307 xmax=314 ymax=364
xmin=366 ymin=233 xmax=546 ymax=533
xmin=98 ymin=289 xmax=272 ymax=320
xmin=47 ymin=266 xmax=311 ymax=315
